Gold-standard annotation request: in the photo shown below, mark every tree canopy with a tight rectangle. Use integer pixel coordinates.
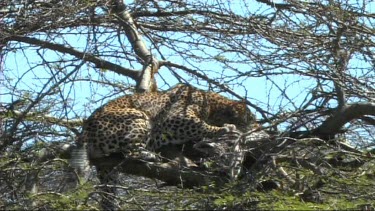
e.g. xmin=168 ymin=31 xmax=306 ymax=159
xmin=0 ymin=0 xmax=374 ymax=209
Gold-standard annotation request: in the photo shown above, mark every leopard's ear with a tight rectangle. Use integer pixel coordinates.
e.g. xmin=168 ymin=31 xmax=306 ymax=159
xmin=233 ymin=99 xmax=256 ymax=121
xmin=231 ymin=99 xmax=247 ymax=110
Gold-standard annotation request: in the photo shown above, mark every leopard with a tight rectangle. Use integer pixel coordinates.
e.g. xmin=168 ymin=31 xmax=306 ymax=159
xmin=81 ymin=83 xmax=256 ymax=161
xmin=79 ymin=83 xmax=256 ymax=209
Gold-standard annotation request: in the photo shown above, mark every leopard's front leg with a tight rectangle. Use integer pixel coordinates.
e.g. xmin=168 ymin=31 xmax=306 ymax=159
xmin=180 ymin=104 xmax=238 ymax=137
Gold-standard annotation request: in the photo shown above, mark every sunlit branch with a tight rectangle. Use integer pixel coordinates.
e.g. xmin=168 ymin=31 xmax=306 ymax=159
xmin=108 ymin=0 xmax=159 ymax=92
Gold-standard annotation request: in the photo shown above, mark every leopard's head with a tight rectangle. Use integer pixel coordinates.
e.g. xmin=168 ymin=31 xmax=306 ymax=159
xmin=208 ymin=97 xmax=256 ymax=132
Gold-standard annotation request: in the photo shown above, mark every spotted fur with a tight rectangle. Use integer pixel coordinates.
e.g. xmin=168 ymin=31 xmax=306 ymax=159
xmin=81 ymin=84 xmax=255 ymax=160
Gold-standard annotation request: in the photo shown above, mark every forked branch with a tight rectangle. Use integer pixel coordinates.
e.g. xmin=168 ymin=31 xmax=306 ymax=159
xmin=108 ymin=0 xmax=159 ymax=92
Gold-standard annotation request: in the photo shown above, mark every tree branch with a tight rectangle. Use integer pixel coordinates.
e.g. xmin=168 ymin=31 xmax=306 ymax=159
xmin=108 ymin=0 xmax=159 ymax=92
xmin=89 ymin=153 xmax=227 ymax=188
xmin=0 ymin=63 xmax=83 ymax=150
xmin=0 ymin=109 xmax=82 ymax=135
xmin=313 ymin=102 xmax=375 ymax=138
xmin=5 ymin=35 xmax=140 ymax=80
xmin=255 ymin=0 xmax=293 ymax=9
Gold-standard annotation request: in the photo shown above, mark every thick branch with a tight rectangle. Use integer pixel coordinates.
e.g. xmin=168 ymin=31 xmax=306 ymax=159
xmin=90 ymin=155 xmax=226 ymax=188
xmin=109 ymin=0 xmax=159 ymax=92
xmin=313 ymin=102 xmax=375 ymax=138
xmin=6 ymin=36 xmax=140 ymax=80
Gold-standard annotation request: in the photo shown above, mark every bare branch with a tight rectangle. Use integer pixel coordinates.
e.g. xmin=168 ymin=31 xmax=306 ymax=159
xmin=5 ymin=35 xmax=140 ymax=80
xmin=108 ymin=0 xmax=159 ymax=92
xmin=314 ymin=102 xmax=375 ymax=138
xmin=255 ymin=0 xmax=293 ymax=9
xmin=0 ymin=109 xmax=82 ymax=134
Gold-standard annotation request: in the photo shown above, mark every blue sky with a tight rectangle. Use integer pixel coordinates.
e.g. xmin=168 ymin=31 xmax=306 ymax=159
xmin=1 ymin=37 xmax=314 ymax=123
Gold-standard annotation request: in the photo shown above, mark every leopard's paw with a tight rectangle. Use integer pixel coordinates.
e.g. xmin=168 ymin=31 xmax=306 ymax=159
xmin=139 ymin=150 xmax=159 ymax=162
xmin=223 ymin=123 xmax=237 ymax=132
xmin=128 ymin=149 xmax=159 ymax=162
xmin=217 ymin=124 xmax=242 ymax=138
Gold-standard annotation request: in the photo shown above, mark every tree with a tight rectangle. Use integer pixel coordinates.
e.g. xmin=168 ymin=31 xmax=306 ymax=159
xmin=0 ymin=0 xmax=374 ymax=209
